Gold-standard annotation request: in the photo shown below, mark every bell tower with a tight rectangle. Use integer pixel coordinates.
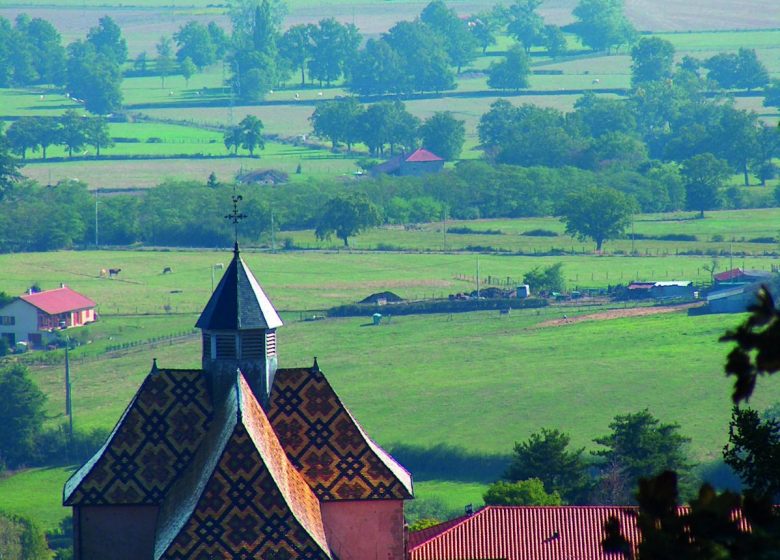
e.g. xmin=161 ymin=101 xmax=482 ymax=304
xmin=195 ymin=195 xmax=283 ymax=406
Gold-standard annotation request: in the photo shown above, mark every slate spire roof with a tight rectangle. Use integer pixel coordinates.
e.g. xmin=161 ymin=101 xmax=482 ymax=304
xmin=196 ymin=245 xmax=283 ymax=331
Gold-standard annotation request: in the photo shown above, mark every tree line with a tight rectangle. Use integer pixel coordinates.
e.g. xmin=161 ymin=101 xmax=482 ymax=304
xmin=5 ymin=111 xmax=112 ymax=159
xmin=4 ymin=0 xmax=778 ymax=111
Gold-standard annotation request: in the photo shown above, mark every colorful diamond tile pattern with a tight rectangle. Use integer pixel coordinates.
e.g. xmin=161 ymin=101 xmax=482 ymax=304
xmin=65 ymin=370 xmax=212 ymax=505
xmin=269 ymin=368 xmax=413 ymax=501
xmin=160 ymin=423 xmax=330 ymax=559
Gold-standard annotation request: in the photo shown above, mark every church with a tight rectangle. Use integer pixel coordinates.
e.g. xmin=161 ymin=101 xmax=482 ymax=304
xmin=63 ymin=242 xmax=414 ymax=559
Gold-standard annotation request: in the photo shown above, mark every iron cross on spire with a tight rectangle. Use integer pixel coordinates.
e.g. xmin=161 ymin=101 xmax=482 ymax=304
xmin=225 ymin=193 xmax=247 ymax=254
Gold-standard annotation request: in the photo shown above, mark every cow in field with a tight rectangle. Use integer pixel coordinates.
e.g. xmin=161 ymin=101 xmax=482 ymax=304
xmin=108 ymin=268 xmax=121 ymax=277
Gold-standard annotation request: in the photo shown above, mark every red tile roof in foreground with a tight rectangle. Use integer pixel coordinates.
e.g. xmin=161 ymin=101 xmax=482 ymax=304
xmin=405 ymin=148 xmax=443 ymax=163
xmin=20 ymin=287 xmax=96 ymax=315
xmin=408 ymin=505 xmax=754 ymax=560
xmin=408 ymin=506 xmax=641 ymax=560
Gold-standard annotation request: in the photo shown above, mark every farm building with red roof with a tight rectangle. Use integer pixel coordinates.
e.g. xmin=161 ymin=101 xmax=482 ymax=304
xmin=64 ymin=244 xmax=413 ymax=559
xmin=0 ymin=285 xmax=96 ymax=349
xmin=371 ymin=148 xmax=445 ymax=177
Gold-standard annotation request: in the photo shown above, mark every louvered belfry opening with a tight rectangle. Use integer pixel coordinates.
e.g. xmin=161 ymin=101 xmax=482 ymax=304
xmin=195 ymin=246 xmax=283 ymax=407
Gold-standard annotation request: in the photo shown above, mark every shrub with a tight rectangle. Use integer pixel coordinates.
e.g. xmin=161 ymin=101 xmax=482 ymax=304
xmin=447 ymin=227 xmax=503 ymax=235
xmin=522 ymin=229 xmax=558 ymax=237
xmin=146 ymin=137 xmax=163 ymax=143
xmin=748 ymin=236 xmax=776 ymax=244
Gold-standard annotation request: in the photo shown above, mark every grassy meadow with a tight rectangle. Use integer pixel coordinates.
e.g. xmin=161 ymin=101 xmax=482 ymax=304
xmin=2 ymin=0 xmax=780 ymax=534
xmin=2 ymin=246 xmax=780 ymax=528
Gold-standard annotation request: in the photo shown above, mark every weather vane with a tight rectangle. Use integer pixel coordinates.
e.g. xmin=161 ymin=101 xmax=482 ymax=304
xmin=225 ymin=193 xmax=247 ymax=252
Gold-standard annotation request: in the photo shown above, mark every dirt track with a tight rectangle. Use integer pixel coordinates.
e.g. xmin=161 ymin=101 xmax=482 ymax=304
xmin=535 ymin=302 xmax=703 ymax=328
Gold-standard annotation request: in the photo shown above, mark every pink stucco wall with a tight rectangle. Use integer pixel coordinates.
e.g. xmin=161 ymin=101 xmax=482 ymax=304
xmin=76 ymin=505 xmax=158 ymax=560
xmin=321 ymin=500 xmax=406 ymax=560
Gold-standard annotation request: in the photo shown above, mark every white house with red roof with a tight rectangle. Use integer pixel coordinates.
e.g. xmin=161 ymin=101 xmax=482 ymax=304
xmin=0 ymin=285 xmax=97 ymax=349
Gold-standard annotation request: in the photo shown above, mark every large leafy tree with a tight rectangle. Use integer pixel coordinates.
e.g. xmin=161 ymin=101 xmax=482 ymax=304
xmin=315 ymin=192 xmax=381 ymax=247
xmin=592 ymin=410 xmax=692 ymax=499
xmin=358 ymin=100 xmax=419 ymax=157
xmin=486 ymin=45 xmax=530 ymax=91
xmin=230 ymin=0 xmax=279 ymax=101
xmin=86 ymin=16 xmax=127 ymax=66
xmin=573 ymin=92 xmax=636 ymax=138
xmin=348 ymin=39 xmax=406 ymax=95
xmin=419 ymin=111 xmax=465 ymax=160
xmin=60 ymin=110 xmax=87 ymax=158
xmin=0 ymin=364 xmax=47 ymax=469
xmin=0 ymin=124 xmax=22 ymax=200
xmin=66 ymin=40 xmax=123 ymax=114
xmin=505 ymin=428 xmax=590 ymax=503
xmin=173 ymin=21 xmax=217 ymax=69
xmin=557 ymin=186 xmax=635 ymax=251
xmin=308 ymin=18 xmax=361 ymax=86
xmin=723 ymin=406 xmax=780 ymax=501
xmin=506 ymin=0 xmax=545 ymax=53
xmin=279 ymin=24 xmax=314 ymax=85
xmin=384 ymin=20 xmax=455 ymax=93
xmin=630 ymin=36 xmax=675 ymax=86
xmin=310 ymin=97 xmax=364 ymax=151
xmin=84 ymin=117 xmax=113 ymax=157
xmin=681 ymin=152 xmax=730 ymax=218
xmin=15 ymin=15 xmax=66 ymax=85
xmin=238 ymin=115 xmax=265 ymax=156
xmin=570 ymin=0 xmax=635 ymax=53
xmin=483 ymin=479 xmax=562 ymax=506
xmin=705 ymin=48 xmax=769 ymax=91
xmin=420 ymin=0 xmax=477 ymax=73
xmin=6 ymin=118 xmax=40 ymax=159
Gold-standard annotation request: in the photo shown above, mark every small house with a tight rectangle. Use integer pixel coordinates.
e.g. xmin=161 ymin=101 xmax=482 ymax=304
xmin=713 ymin=268 xmax=773 ymax=285
xmin=0 ymin=285 xmax=97 ymax=349
xmin=370 ymin=148 xmax=445 ymax=177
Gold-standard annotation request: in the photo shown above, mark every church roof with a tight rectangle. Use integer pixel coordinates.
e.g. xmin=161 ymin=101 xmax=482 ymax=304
xmin=155 ymin=373 xmax=331 ymax=559
xmin=196 ymin=248 xmax=283 ymax=331
xmin=64 ymin=368 xmax=213 ymax=506
xmin=269 ymin=366 xmax=413 ymax=501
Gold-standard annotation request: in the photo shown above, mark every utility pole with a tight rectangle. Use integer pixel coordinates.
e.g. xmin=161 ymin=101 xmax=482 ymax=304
xmin=442 ymin=206 xmax=447 ymax=251
xmin=94 ymin=189 xmax=99 ymax=247
xmin=476 ymin=255 xmax=480 ymax=299
xmin=64 ymin=334 xmax=73 ymax=438
xmin=271 ymin=208 xmax=276 ymax=253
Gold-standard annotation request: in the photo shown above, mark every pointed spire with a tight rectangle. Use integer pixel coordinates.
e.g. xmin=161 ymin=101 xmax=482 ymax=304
xmin=311 ymin=357 xmax=319 ymax=373
xmin=151 ymin=358 xmax=158 ymax=374
xmin=195 ymin=250 xmax=282 ymax=330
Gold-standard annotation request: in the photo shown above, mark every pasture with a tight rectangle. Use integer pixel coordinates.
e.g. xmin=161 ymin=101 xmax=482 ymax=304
xmin=2 ymin=246 xmax=780 ymax=529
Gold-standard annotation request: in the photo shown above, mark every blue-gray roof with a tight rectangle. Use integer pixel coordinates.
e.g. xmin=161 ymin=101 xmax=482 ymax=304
xmin=196 ymin=249 xmax=283 ymax=331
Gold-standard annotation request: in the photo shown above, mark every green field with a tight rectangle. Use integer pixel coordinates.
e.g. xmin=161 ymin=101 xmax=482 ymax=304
xmin=2 ymin=246 xmax=780 ymax=529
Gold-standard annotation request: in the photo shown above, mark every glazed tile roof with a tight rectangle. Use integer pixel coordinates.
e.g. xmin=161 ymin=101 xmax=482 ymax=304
xmin=64 ymin=369 xmax=212 ymax=505
xmin=408 ymin=506 xmax=642 ymax=560
xmin=269 ymin=366 xmax=413 ymax=501
xmin=155 ymin=373 xmax=331 ymax=559
xmin=20 ymin=287 xmax=96 ymax=315
xmin=196 ymin=248 xmax=283 ymax=331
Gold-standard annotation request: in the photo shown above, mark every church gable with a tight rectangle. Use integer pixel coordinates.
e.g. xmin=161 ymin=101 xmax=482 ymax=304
xmin=155 ymin=374 xmax=331 ymax=560
xmin=269 ymin=367 xmax=413 ymax=501
xmin=64 ymin=369 xmax=212 ymax=505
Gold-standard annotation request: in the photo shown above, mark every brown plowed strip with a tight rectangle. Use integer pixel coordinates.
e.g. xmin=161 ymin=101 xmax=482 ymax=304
xmin=534 ymin=303 xmax=704 ymax=328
